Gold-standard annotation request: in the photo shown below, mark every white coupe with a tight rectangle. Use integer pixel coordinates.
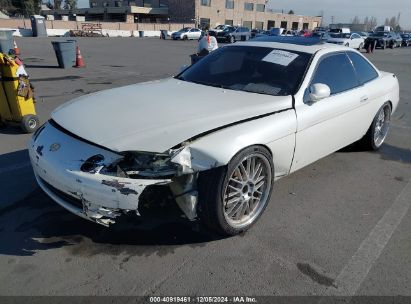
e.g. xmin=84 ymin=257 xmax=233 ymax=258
xmin=327 ymin=32 xmax=365 ymax=50
xmin=29 ymin=38 xmax=399 ymax=235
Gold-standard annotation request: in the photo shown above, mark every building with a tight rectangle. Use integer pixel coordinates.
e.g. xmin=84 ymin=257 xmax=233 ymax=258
xmin=173 ymin=0 xmax=322 ymax=31
xmin=43 ymin=0 xmax=321 ymax=30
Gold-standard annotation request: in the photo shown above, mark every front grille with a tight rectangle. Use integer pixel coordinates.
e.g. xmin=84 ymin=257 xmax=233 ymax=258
xmin=40 ymin=177 xmax=84 ymax=210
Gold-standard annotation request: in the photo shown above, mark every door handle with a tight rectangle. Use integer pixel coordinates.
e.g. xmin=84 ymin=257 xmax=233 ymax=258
xmin=360 ymin=96 xmax=369 ymax=102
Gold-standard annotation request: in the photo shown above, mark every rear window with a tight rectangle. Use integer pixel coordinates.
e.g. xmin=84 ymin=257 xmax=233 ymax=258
xmin=347 ymin=52 xmax=379 ymax=85
xmin=177 ymin=46 xmax=312 ymax=96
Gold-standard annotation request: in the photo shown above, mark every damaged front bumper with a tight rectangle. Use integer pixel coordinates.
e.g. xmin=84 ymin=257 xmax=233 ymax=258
xmin=28 ymin=122 xmax=198 ymax=226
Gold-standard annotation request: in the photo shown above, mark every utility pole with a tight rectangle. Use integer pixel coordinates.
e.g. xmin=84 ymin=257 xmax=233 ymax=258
xmin=331 ymin=15 xmax=335 ymax=25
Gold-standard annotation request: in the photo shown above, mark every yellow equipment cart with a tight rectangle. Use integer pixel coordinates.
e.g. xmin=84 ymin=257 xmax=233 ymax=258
xmin=0 ymin=53 xmax=39 ymax=133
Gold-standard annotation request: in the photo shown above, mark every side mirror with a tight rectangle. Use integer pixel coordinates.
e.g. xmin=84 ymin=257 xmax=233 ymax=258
xmin=309 ymin=83 xmax=331 ymax=102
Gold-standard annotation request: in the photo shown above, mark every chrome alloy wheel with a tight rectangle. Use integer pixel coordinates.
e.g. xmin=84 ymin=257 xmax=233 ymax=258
xmin=223 ymin=154 xmax=272 ymax=229
xmin=374 ymin=104 xmax=391 ymax=148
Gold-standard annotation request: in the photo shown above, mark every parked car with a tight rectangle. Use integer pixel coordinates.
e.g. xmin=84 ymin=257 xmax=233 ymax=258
xmin=401 ymin=33 xmax=411 ymax=46
xmin=299 ymin=29 xmax=312 ymax=37
xmin=329 ymin=27 xmax=350 ymax=34
xmin=366 ymin=31 xmax=395 ymax=49
xmin=353 ymin=31 xmax=369 ymax=39
xmin=209 ymin=24 xmax=231 ymax=37
xmin=29 ymin=37 xmax=399 ymax=235
xmin=171 ymin=27 xmax=202 ymax=40
xmin=312 ymin=32 xmax=331 ymax=41
xmin=327 ymin=32 xmax=365 ymax=50
xmin=251 ymin=29 xmax=266 ymax=38
xmin=216 ymin=26 xmax=251 ymax=43
xmin=268 ymin=27 xmax=286 ymax=36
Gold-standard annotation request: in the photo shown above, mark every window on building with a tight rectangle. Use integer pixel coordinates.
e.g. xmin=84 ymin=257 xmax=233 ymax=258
xmin=115 ymin=1 xmax=122 ymax=7
xmin=255 ymin=21 xmax=264 ymax=29
xmin=280 ymin=21 xmax=288 ymax=29
xmin=102 ymin=2 xmax=109 ymax=7
xmin=200 ymin=18 xmax=211 ymax=29
xmin=225 ymin=19 xmax=233 ymax=26
xmin=303 ymin=23 xmax=309 ymax=29
xmin=225 ymin=0 xmax=234 ymax=9
xmin=201 ymin=0 xmax=211 ymax=6
xmin=244 ymin=2 xmax=254 ymax=11
xmin=267 ymin=20 xmax=275 ymax=30
xmin=256 ymin=4 xmax=265 ymax=12
xmin=292 ymin=22 xmax=298 ymax=30
xmin=90 ymin=2 xmax=98 ymax=7
xmin=243 ymin=21 xmax=252 ymax=29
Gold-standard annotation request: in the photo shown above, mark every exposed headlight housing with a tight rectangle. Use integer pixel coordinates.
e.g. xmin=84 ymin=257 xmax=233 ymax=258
xmin=103 ymin=150 xmax=182 ymax=179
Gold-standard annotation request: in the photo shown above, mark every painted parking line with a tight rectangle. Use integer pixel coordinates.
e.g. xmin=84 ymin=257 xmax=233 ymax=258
xmin=321 ymin=179 xmax=411 ymax=297
xmin=0 ymin=162 xmax=31 ymax=175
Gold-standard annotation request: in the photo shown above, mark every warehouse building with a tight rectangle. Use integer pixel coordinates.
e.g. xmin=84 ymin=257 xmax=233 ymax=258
xmin=44 ymin=0 xmax=322 ymax=30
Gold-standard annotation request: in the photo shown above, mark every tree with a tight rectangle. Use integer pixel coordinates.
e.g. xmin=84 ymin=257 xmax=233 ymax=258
xmin=351 ymin=16 xmax=360 ymax=24
xmin=288 ymin=9 xmax=295 ymax=15
xmin=63 ymin=0 xmax=77 ymax=9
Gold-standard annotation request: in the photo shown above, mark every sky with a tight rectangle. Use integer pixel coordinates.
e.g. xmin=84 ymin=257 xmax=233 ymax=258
xmin=76 ymin=0 xmax=411 ymax=29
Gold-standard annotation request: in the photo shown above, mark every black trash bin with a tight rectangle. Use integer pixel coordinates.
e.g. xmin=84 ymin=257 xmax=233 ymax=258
xmin=139 ymin=31 xmax=145 ymax=38
xmin=30 ymin=15 xmax=47 ymax=37
xmin=52 ymin=41 xmax=76 ymax=69
xmin=0 ymin=30 xmax=14 ymax=54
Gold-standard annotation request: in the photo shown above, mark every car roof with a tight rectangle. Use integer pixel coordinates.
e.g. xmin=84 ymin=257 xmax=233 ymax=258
xmin=238 ymin=37 xmax=344 ymax=54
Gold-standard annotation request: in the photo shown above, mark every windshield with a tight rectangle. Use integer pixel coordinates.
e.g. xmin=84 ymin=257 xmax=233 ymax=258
xmin=176 ymin=46 xmax=312 ymax=96
xmin=179 ymin=28 xmax=191 ymax=32
xmin=215 ymin=25 xmax=225 ymax=30
xmin=223 ymin=27 xmax=236 ymax=32
xmin=401 ymin=34 xmax=409 ymax=38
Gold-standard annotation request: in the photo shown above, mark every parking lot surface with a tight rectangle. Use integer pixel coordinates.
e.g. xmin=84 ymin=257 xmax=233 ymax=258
xmin=0 ymin=37 xmax=410 ymax=297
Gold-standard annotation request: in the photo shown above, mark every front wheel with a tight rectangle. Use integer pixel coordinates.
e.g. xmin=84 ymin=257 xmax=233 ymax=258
xmin=358 ymin=102 xmax=391 ymax=150
xmin=358 ymin=43 xmax=364 ymax=50
xmin=183 ymin=35 xmax=188 ymax=41
xmin=198 ymin=146 xmax=274 ymax=236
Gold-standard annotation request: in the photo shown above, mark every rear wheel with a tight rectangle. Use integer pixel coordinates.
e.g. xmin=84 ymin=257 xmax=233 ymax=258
xmin=358 ymin=102 xmax=391 ymax=150
xmin=198 ymin=146 xmax=274 ymax=236
xmin=21 ymin=114 xmax=39 ymax=133
xmin=358 ymin=43 xmax=364 ymax=50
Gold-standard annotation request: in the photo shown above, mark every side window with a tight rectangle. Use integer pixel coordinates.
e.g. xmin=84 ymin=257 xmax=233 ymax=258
xmin=311 ymin=53 xmax=359 ymax=95
xmin=347 ymin=52 xmax=379 ymax=85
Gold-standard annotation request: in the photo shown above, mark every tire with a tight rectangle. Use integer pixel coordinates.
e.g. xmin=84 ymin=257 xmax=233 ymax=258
xmin=358 ymin=43 xmax=364 ymax=51
xmin=21 ymin=114 xmax=40 ymax=133
xmin=198 ymin=146 xmax=274 ymax=236
xmin=357 ymin=102 xmax=392 ymax=150
xmin=183 ymin=35 xmax=188 ymax=41
xmin=390 ymin=41 xmax=394 ymax=49
xmin=229 ymin=36 xmax=235 ymax=44
xmin=382 ymin=42 xmax=386 ymax=50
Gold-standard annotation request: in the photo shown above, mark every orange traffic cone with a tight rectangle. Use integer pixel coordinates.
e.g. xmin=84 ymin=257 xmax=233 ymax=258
xmin=13 ymin=39 xmax=21 ymax=56
xmin=74 ymin=45 xmax=85 ymax=68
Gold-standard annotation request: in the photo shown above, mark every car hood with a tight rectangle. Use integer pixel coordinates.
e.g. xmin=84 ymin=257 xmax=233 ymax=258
xmin=52 ymin=78 xmax=292 ymax=153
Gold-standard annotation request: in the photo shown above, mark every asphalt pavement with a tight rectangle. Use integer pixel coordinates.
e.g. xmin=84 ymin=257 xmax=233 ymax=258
xmin=0 ymin=37 xmax=410 ymax=298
